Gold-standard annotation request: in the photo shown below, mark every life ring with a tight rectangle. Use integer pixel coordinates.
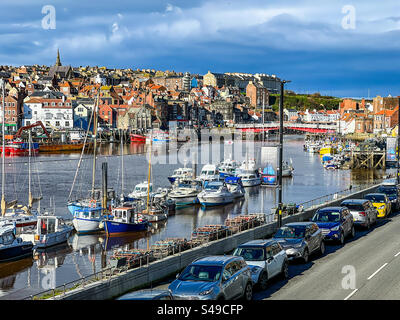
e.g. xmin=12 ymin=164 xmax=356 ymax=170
xmin=89 ymin=199 xmax=96 ymax=208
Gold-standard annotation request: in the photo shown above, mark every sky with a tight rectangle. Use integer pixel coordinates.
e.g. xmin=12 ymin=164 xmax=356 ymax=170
xmin=1 ymin=0 xmax=400 ymax=98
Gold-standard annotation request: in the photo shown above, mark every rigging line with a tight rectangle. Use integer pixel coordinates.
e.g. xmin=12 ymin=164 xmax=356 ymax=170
xmin=68 ymin=102 xmax=95 ymax=201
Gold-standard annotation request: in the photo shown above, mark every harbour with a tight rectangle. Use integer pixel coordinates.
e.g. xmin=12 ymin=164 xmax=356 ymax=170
xmin=0 ymin=134 xmax=392 ymax=299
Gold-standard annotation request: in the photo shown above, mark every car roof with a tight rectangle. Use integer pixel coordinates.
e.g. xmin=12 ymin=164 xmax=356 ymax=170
xmin=365 ymin=193 xmax=386 ymax=197
xmin=237 ymin=239 xmax=276 ymax=248
xmin=192 ymin=255 xmax=241 ymax=266
xmin=316 ymin=206 xmax=345 ymax=212
xmin=341 ymin=199 xmax=369 ymax=204
xmin=117 ymin=289 xmax=171 ymax=300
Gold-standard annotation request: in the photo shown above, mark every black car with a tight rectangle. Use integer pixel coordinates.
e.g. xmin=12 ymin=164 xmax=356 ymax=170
xmin=376 ymin=183 xmax=399 ymax=211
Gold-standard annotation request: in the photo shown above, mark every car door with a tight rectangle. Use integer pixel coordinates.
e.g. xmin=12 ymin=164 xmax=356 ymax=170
xmin=221 ymin=262 xmax=239 ymax=300
xmin=309 ymin=224 xmax=320 ymax=253
xmin=266 ymin=244 xmax=280 ymax=277
xmin=344 ymin=209 xmax=352 ymax=235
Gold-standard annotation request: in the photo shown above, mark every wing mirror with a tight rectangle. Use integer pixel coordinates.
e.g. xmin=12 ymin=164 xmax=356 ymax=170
xmin=176 ymin=273 xmax=180 ymax=279
xmin=267 ymin=256 xmax=274 ymax=263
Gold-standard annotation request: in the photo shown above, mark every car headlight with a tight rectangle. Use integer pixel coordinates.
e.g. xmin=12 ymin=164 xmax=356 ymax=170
xmin=331 ymin=225 xmax=340 ymax=231
xmin=378 ymin=205 xmax=385 ymax=209
xmin=199 ymin=288 xmax=214 ymax=296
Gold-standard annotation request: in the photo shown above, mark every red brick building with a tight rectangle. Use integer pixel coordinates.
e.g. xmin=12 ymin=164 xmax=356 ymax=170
xmin=246 ymin=81 xmax=269 ymax=108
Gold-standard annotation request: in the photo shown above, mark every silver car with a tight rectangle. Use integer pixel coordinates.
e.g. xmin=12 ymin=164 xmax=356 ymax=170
xmin=273 ymin=222 xmax=325 ymax=263
xmin=232 ymin=240 xmax=288 ymax=290
xmin=341 ymin=199 xmax=377 ymax=229
xmin=168 ymin=255 xmax=253 ymax=300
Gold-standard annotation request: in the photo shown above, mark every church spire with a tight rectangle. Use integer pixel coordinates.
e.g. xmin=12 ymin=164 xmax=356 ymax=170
xmin=56 ymin=49 xmax=62 ymax=66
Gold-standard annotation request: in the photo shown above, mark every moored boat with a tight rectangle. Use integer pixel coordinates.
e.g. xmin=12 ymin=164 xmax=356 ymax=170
xmin=224 ymin=176 xmax=245 ymax=199
xmin=103 ymin=205 xmax=149 ymax=236
xmin=197 ymin=181 xmax=234 ymax=207
xmin=168 ymin=179 xmax=203 ymax=206
xmin=130 ymin=133 xmax=146 ymax=143
xmin=0 ymin=222 xmax=34 ymax=262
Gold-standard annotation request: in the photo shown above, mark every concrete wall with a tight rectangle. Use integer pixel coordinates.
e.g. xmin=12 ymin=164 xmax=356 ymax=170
xmin=56 ymin=184 xmax=379 ymax=300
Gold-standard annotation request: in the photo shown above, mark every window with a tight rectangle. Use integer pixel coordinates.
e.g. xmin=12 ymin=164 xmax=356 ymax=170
xmin=65 ymin=121 xmax=69 ymax=127
xmin=265 ymin=245 xmax=273 ymax=258
xmin=271 ymin=243 xmax=281 ymax=255
xmin=26 ymin=121 xmax=30 ymax=126
xmin=55 ymin=121 xmax=60 ymax=126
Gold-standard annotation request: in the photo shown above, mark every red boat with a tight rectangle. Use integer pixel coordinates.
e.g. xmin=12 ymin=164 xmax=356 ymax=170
xmin=0 ymin=140 xmax=39 ymax=157
xmin=130 ymin=134 xmax=146 ymax=143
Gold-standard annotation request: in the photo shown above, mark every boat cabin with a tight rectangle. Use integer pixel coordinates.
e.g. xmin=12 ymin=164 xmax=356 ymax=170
xmin=111 ymin=206 xmax=142 ymax=224
xmin=0 ymin=225 xmax=18 ymax=246
xmin=75 ymin=207 xmax=103 ymax=220
xmin=37 ymin=216 xmax=66 ymax=236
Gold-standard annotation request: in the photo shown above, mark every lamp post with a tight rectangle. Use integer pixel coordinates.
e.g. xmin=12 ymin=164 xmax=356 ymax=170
xmin=397 ymin=101 xmax=400 ymax=185
xmin=278 ymin=80 xmax=291 ymax=228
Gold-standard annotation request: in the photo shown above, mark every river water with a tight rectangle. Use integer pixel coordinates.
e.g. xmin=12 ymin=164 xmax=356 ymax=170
xmin=0 ymin=135 xmax=391 ymax=299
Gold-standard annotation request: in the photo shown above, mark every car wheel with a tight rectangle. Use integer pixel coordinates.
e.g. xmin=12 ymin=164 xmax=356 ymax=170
xmin=259 ymin=272 xmax=269 ymax=291
xmin=338 ymin=232 xmax=345 ymax=245
xmin=350 ymin=225 xmax=355 ymax=238
xmin=281 ymin=261 xmax=289 ymax=279
xmin=319 ymin=241 xmax=325 ymax=256
xmin=243 ymin=282 xmax=253 ymax=301
xmin=302 ymin=248 xmax=309 ymax=263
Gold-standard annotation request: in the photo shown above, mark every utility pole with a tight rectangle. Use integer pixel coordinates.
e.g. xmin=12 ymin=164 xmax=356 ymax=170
xmin=397 ymin=99 xmax=400 ymax=185
xmin=278 ymin=80 xmax=291 ymax=228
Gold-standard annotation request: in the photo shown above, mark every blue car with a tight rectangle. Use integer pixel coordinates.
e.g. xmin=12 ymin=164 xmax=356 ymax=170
xmin=311 ymin=206 xmax=355 ymax=245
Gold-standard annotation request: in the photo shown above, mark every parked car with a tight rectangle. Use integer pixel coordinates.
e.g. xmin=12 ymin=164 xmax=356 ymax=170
xmin=232 ymin=240 xmax=288 ymax=290
xmin=311 ymin=206 xmax=355 ymax=245
xmin=340 ymin=199 xmax=378 ymax=229
xmin=168 ymin=255 xmax=253 ymax=300
xmin=364 ymin=193 xmax=391 ymax=218
xmin=117 ymin=289 xmax=174 ymax=300
xmin=273 ymin=222 xmax=325 ymax=263
xmin=376 ymin=183 xmax=399 ymax=211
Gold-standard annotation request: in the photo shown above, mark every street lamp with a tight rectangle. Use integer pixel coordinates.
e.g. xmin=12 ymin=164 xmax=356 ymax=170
xmin=397 ymin=100 xmax=400 ymax=185
xmin=278 ymin=79 xmax=291 ymax=228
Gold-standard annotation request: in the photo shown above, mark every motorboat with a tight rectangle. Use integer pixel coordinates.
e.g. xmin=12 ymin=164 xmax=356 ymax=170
xmin=20 ymin=214 xmax=73 ymax=249
xmin=279 ymin=160 xmax=294 ymax=177
xmin=218 ymin=159 xmax=240 ymax=179
xmin=167 ymin=167 xmax=194 ymax=184
xmin=224 ymin=176 xmax=245 ymax=199
xmin=0 ymin=207 xmax=38 ymax=228
xmin=0 ymin=221 xmax=34 ymax=262
xmin=72 ymin=207 xmax=106 ymax=234
xmin=152 ymin=188 xmax=176 ymax=213
xmin=236 ymin=171 xmax=261 ymax=187
xmin=197 ymin=181 xmax=234 ymax=207
xmin=198 ymin=164 xmax=220 ymax=182
xmin=168 ymin=179 xmax=203 ymax=206
xmin=103 ymin=204 xmax=149 ymax=236
xmin=128 ymin=181 xmax=153 ymax=200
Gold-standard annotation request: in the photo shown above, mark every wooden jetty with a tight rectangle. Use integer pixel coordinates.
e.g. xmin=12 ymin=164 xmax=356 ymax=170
xmin=348 ymin=151 xmax=386 ymax=169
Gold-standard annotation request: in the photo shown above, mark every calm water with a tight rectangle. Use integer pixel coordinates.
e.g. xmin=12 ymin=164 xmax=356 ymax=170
xmin=0 ymin=135 xmax=391 ymax=299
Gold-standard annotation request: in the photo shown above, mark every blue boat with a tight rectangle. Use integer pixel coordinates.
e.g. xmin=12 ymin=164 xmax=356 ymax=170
xmin=103 ymin=205 xmax=149 ymax=236
xmin=72 ymin=207 xmax=109 ymax=234
xmin=0 ymin=222 xmax=33 ymax=262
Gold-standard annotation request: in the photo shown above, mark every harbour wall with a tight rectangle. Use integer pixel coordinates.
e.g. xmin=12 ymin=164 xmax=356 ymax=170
xmin=54 ymin=183 xmax=379 ymax=300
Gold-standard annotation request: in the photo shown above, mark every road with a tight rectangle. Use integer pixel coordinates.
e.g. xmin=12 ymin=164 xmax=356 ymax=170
xmin=253 ymin=211 xmax=400 ymax=300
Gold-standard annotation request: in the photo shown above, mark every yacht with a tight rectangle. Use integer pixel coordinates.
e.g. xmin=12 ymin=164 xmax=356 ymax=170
xmin=167 ymin=167 xmax=194 ymax=184
xmin=279 ymin=160 xmax=294 ymax=177
xmin=20 ymin=214 xmax=73 ymax=249
xmin=198 ymin=164 xmax=220 ymax=182
xmin=218 ymin=159 xmax=240 ymax=179
xmin=197 ymin=181 xmax=234 ymax=207
xmin=168 ymin=179 xmax=203 ymax=206
xmin=224 ymin=176 xmax=245 ymax=199
xmin=0 ymin=222 xmax=34 ymax=262
xmin=128 ymin=181 xmax=153 ymax=200
xmin=236 ymin=171 xmax=261 ymax=187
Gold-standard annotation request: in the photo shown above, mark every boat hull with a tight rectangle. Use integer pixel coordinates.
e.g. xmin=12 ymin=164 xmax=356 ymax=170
xmin=198 ymin=195 xmax=234 ymax=207
xmin=72 ymin=217 xmax=103 ymax=234
xmin=130 ymin=134 xmax=146 ymax=143
xmin=241 ymin=179 xmax=261 ymax=187
xmin=104 ymin=220 xmax=148 ymax=236
xmin=0 ymin=243 xmax=33 ymax=262
xmin=169 ymin=195 xmax=199 ymax=206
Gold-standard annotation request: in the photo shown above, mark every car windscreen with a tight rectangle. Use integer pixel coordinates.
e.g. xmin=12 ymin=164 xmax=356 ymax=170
xmin=274 ymin=226 xmax=306 ymax=239
xmin=365 ymin=194 xmax=386 ymax=203
xmin=312 ymin=210 xmax=341 ymax=222
xmin=233 ymin=247 xmax=265 ymax=261
xmin=178 ymin=265 xmax=222 ymax=282
xmin=377 ymin=186 xmax=397 ymax=195
xmin=342 ymin=203 xmax=364 ymax=211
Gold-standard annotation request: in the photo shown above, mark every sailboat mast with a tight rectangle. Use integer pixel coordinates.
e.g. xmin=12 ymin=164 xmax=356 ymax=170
xmin=28 ymin=129 xmax=32 ymax=208
xmin=146 ymin=136 xmax=152 ymax=211
xmin=91 ymin=93 xmax=99 ymax=199
xmin=121 ymin=130 xmax=124 ymax=196
xmin=1 ymin=81 xmax=5 ymax=216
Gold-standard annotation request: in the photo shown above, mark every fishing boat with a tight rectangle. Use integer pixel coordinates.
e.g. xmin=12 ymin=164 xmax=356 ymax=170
xmin=0 ymin=221 xmax=33 ymax=262
xmin=218 ymin=159 xmax=240 ymax=179
xmin=261 ymin=164 xmax=277 ymax=186
xmin=167 ymin=167 xmax=193 ymax=184
xmin=224 ymin=176 xmax=245 ymax=199
xmin=197 ymin=181 xmax=234 ymax=207
xmin=0 ymin=140 xmax=39 ymax=157
xmin=198 ymin=164 xmax=220 ymax=182
xmin=236 ymin=171 xmax=261 ymax=187
xmin=278 ymin=160 xmax=294 ymax=177
xmin=72 ymin=207 xmax=105 ymax=234
xmin=130 ymin=133 xmax=146 ymax=143
xmin=103 ymin=205 xmax=149 ymax=236
xmin=20 ymin=215 xmax=73 ymax=249
xmin=128 ymin=181 xmax=153 ymax=200
xmin=168 ymin=178 xmax=203 ymax=206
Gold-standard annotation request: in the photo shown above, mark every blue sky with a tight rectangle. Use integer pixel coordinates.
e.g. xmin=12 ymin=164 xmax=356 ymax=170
xmin=1 ymin=0 xmax=400 ymax=97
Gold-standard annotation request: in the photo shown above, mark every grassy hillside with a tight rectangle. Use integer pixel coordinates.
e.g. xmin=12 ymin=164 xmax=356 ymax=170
xmin=269 ymin=93 xmax=342 ymax=111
